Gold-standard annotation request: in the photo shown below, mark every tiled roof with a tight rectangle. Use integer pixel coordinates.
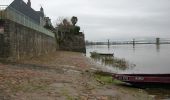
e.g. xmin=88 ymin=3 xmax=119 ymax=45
xmin=8 ymin=0 xmax=43 ymax=24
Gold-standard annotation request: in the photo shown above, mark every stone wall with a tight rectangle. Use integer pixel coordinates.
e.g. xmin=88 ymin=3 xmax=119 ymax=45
xmin=0 ymin=20 xmax=6 ymax=58
xmin=0 ymin=19 xmax=57 ymax=61
xmin=0 ymin=34 xmax=4 ymax=56
xmin=59 ymin=33 xmax=86 ymax=53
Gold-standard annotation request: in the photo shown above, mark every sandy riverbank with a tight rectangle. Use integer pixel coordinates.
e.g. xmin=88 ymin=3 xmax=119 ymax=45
xmin=0 ymin=51 xmax=153 ymax=100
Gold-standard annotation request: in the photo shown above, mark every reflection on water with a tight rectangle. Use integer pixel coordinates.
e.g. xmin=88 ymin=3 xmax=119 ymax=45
xmin=90 ymin=52 xmax=135 ymax=70
xmin=86 ymin=44 xmax=170 ymax=74
xmin=156 ymin=44 xmax=160 ymax=52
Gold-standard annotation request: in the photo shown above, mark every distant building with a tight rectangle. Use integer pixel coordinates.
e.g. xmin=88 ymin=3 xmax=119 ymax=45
xmin=8 ymin=0 xmax=52 ymax=26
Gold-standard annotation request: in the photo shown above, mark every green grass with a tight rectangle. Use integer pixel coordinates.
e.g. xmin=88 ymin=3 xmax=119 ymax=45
xmin=90 ymin=52 xmax=130 ymax=70
xmin=94 ymin=73 xmax=123 ymax=85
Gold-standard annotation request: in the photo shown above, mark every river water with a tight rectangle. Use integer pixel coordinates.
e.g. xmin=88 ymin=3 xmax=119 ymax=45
xmin=86 ymin=44 xmax=170 ymax=74
xmin=86 ymin=44 xmax=170 ymax=99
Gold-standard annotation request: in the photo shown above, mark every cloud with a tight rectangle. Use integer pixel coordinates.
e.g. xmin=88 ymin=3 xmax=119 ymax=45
xmin=2 ymin=0 xmax=170 ymax=41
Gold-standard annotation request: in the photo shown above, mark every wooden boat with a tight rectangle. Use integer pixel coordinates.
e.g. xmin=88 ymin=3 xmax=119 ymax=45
xmin=90 ymin=52 xmax=114 ymax=57
xmin=113 ymin=73 xmax=170 ymax=86
xmin=98 ymin=53 xmax=114 ymax=56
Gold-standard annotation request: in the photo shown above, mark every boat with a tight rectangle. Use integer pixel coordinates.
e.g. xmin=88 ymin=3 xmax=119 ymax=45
xmin=90 ymin=52 xmax=114 ymax=57
xmin=113 ymin=73 xmax=170 ymax=86
xmin=98 ymin=53 xmax=114 ymax=56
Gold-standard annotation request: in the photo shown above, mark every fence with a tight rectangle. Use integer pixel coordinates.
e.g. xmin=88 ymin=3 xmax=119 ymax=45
xmin=0 ymin=5 xmax=55 ymax=37
xmin=0 ymin=5 xmax=7 ymax=19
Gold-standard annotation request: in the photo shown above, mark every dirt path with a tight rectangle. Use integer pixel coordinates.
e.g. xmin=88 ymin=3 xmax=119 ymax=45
xmin=0 ymin=51 xmax=153 ymax=100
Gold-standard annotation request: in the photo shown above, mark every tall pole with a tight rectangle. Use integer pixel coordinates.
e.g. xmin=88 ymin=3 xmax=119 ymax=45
xmin=108 ymin=39 xmax=110 ymax=48
xmin=156 ymin=38 xmax=160 ymax=45
xmin=133 ymin=38 xmax=135 ymax=46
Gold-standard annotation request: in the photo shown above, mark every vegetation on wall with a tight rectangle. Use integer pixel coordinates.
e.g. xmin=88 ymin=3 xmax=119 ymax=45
xmin=56 ymin=16 xmax=81 ymax=35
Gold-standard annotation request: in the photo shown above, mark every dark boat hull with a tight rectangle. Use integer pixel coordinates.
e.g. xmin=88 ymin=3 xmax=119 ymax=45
xmin=113 ymin=74 xmax=170 ymax=87
xmin=90 ymin=52 xmax=114 ymax=57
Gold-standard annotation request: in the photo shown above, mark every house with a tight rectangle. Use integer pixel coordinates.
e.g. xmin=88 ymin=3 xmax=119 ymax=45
xmin=8 ymin=0 xmax=52 ymax=26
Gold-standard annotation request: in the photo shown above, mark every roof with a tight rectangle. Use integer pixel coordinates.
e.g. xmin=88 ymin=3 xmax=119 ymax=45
xmin=36 ymin=11 xmax=44 ymax=18
xmin=8 ymin=0 xmax=43 ymax=24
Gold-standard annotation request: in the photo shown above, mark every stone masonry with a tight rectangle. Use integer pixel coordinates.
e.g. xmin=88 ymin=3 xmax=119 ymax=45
xmin=58 ymin=32 xmax=86 ymax=53
xmin=0 ymin=19 xmax=56 ymax=61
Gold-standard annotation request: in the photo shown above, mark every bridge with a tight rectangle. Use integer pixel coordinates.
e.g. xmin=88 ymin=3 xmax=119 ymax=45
xmin=86 ymin=38 xmax=170 ymax=45
xmin=111 ymin=38 xmax=170 ymax=45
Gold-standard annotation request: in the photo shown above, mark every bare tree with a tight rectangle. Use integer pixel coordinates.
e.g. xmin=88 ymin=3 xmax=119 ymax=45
xmin=56 ymin=17 xmax=71 ymax=27
xmin=56 ymin=16 xmax=65 ymax=27
xmin=63 ymin=18 xmax=71 ymax=27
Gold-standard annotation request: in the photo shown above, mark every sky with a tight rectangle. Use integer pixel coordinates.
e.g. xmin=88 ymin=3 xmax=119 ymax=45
xmin=1 ymin=0 xmax=170 ymax=41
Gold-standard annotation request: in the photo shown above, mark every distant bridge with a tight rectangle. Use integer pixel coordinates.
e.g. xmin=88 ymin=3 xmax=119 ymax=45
xmin=111 ymin=38 xmax=170 ymax=45
xmin=86 ymin=38 xmax=170 ymax=45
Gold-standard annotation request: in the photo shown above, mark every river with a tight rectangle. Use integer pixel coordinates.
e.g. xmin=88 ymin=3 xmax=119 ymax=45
xmin=86 ymin=44 xmax=170 ymax=99
xmin=86 ymin=44 xmax=170 ymax=74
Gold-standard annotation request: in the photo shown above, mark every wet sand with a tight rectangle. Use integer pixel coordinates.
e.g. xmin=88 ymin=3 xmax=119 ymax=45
xmin=0 ymin=51 xmax=153 ymax=100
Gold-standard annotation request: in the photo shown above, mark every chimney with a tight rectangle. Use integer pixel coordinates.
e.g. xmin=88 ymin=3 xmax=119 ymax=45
xmin=27 ymin=0 xmax=31 ymax=7
xmin=40 ymin=6 xmax=44 ymax=13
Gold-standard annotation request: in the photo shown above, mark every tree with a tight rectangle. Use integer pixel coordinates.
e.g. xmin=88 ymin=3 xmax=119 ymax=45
xmin=63 ymin=18 xmax=71 ymax=27
xmin=71 ymin=16 xmax=78 ymax=26
xmin=56 ymin=17 xmax=71 ymax=27
xmin=56 ymin=16 xmax=65 ymax=27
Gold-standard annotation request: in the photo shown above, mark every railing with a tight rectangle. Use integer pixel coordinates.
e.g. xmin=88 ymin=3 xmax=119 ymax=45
xmin=0 ymin=5 xmax=55 ymax=37
xmin=0 ymin=5 xmax=8 ymax=10
xmin=0 ymin=5 xmax=7 ymax=19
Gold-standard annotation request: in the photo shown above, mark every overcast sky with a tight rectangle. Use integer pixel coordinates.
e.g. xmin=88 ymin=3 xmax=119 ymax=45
xmin=1 ymin=0 xmax=170 ymax=41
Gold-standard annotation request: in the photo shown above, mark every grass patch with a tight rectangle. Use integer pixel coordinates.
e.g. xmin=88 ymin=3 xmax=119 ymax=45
xmin=90 ymin=52 xmax=134 ymax=70
xmin=94 ymin=72 xmax=123 ymax=85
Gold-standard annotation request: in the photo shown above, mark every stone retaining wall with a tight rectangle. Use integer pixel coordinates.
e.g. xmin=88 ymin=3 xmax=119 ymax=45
xmin=0 ymin=19 xmax=57 ymax=61
xmin=59 ymin=33 xmax=86 ymax=53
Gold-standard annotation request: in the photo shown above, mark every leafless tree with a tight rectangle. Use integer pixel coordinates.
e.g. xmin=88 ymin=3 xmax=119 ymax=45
xmin=56 ymin=17 xmax=71 ymax=27
xmin=56 ymin=16 xmax=64 ymax=27
xmin=63 ymin=18 xmax=71 ymax=27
